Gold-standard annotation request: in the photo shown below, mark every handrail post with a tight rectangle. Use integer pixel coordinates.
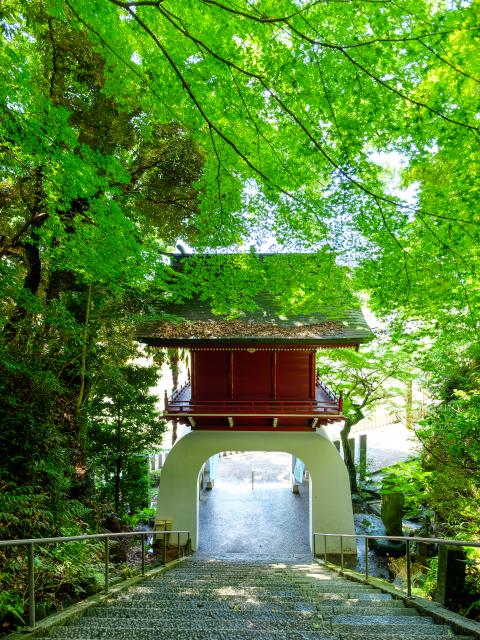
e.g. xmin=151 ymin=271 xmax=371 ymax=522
xmin=364 ymin=537 xmax=369 ymax=583
xmin=141 ymin=533 xmax=145 ymax=577
xmin=28 ymin=543 xmax=35 ymax=629
xmin=104 ymin=537 xmax=109 ymax=594
xmin=340 ymin=535 xmax=344 ymax=573
xmin=324 ymin=534 xmax=327 ymax=563
xmin=187 ymin=532 xmax=191 ymax=555
xmin=163 ymin=532 xmax=167 ymax=565
xmin=313 ymin=533 xmax=316 ymax=557
xmin=177 ymin=532 xmax=180 ymax=560
xmin=406 ymin=539 xmax=411 ymax=597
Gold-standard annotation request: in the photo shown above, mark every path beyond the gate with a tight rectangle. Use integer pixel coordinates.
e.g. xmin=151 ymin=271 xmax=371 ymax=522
xmin=198 ymin=452 xmax=311 ymax=559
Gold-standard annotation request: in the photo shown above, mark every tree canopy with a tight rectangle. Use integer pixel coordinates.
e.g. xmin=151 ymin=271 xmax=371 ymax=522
xmin=1 ymin=0 xmax=480 ymax=629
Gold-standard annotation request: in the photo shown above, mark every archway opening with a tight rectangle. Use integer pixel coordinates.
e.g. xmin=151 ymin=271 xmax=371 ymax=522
xmin=198 ymin=451 xmax=310 ymax=558
xmin=155 ymin=430 xmax=356 ymax=554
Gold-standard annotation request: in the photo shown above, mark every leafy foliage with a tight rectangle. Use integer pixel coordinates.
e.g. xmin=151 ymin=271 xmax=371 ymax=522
xmin=317 ymin=341 xmax=413 ymax=493
xmin=87 ymin=364 xmax=165 ymax=514
xmin=381 ymin=458 xmax=431 ymax=521
xmin=1 ymin=0 xmax=480 ymax=628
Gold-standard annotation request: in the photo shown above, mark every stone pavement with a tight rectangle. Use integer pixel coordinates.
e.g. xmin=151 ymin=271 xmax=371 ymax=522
xmin=198 ymin=452 xmax=311 ymax=559
xmin=324 ymin=422 xmax=420 ymax=472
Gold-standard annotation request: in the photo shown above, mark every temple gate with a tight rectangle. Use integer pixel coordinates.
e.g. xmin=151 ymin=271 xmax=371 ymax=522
xmin=136 ymin=254 xmax=373 ymax=554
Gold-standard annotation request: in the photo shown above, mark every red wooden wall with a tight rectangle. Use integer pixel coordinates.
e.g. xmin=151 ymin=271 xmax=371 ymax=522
xmin=191 ymin=349 xmax=315 ymax=401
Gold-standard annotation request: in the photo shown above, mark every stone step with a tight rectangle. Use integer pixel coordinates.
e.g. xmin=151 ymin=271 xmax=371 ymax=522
xmin=333 ymin=623 xmax=452 ymax=636
xmin=161 ymin=567 xmax=328 ymax=572
xmin=36 ymin=634 xmax=333 ymax=640
xmin=124 ymin=584 xmax=379 ymax=595
xmin=148 ymin=571 xmax=360 ymax=583
xmin=36 ymin=559 xmax=464 ymax=640
xmin=47 ymin=626 xmax=334 ymax=638
xmin=84 ymin=610 xmax=320 ymax=622
xmin=86 ymin=601 xmax=318 ymax=618
xmin=110 ymin=592 xmax=384 ymax=606
xmin=101 ymin=599 xmax=401 ymax=614
xmin=84 ymin=607 xmax=416 ymax=623
xmin=335 ymin=634 xmax=456 ymax=640
xmin=329 ymin=606 xmax=418 ymax=616
xmin=143 ymin=572 xmax=368 ymax=587
xmin=333 ymin=614 xmax=434 ymax=625
xmin=316 ymin=592 xmax=393 ymax=601
xmin=152 ymin=577 xmax=356 ymax=585
xmin=65 ymin=616 xmax=325 ymax=629
xmin=89 ymin=599 xmax=405 ymax=617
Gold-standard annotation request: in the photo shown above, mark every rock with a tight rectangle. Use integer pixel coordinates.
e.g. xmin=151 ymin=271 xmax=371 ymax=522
xmin=381 ymin=491 xmax=404 ymax=536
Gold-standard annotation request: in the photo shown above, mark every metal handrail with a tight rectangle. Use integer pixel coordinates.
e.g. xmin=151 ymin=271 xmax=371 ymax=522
xmin=313 ymin=532 xmax=480 ymax=599
xmin=1 ymin=529 xmax=191 ymax=630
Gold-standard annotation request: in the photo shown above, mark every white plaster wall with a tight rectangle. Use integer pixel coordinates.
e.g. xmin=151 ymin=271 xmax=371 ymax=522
xmin=156 ymin=429 xmax=356 ymax=554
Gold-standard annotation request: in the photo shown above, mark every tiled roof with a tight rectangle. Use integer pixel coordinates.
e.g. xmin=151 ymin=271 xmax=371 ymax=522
xmin=136 ymin=254 xmax=373 ymax=346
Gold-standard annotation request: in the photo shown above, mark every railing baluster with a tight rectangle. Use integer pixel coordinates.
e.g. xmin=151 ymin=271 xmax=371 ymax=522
xmin=104 ymin=537 xmax=109 ymax=594
xmin=28 ymin=543 xmax=35 ymax=629
xmin=163 ymin=532 xmax=167 ymax=565
xmin=141 ymin=533 xmax=145 ymax=577
xmin=406 ymin=539 xmax=411 ymax=597
xmin=324 ymin=534 xmax=327 ymax=563
xmin=340 ymin=535 xmax=344 ymax=573
xmin=364 ymin=537 xmax=369 ymax=583
xmin=177 ymin=532 xmax=181 ymax=560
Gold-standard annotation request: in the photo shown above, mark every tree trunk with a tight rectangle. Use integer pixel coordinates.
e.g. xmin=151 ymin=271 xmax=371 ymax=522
xmin=405 ymin=379 xmax=413 ymax=430
xmin=114 ymin=457 xmax=122 ymax=514
xmin=4 ymin=170 xmax=45 ymax=339
xmin=169 ymin=349 xmax=180 ymax=391
xmin=340 ymin=418 xmax=358 ymax=494
xmin=172 ymin=418 xmax=178 ymax=446
xmin=169 ymin=350 xmax=180 ymax=445
xmin=76 ymin=283 xmax=93 ymax=418
xmin=114 ymin=419 xmax=122 ymax=514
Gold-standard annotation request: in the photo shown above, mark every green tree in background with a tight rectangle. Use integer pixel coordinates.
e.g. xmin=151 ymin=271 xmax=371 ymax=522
xmin=1 ymin=0 xmax=479 ymax=545
xmin=0 ymin=2 xmax=200 ymax=537
xmin=317 ymin=341 xmax=415 ymax=494
xmin=87 ymin=365 xmax=164 ymax=515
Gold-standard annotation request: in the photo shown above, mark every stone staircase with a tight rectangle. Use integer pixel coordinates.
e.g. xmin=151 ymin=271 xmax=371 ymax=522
xmin=37 ymin=558 xmax=472 ymax=640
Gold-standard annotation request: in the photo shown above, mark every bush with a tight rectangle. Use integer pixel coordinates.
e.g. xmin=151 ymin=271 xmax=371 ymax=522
xmin=0 ymin=536 xmax=104 ymax=634
xmin=149 ymin=469 xmax=162 ymax=488
xmin=122 ymin=508 xmax=155 ymax=528
xmin=381 ymin=458 xmax=431 ymax=520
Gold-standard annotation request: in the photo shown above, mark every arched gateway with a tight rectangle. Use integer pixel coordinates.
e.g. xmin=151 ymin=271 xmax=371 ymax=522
xmin=136 ymin=254 xmax=373 ymax=555
xmin=157 ymin=430 xmax=354 ymax=552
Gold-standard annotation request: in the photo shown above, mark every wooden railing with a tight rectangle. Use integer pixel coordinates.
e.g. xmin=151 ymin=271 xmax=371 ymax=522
xmin=166 ymin=398 xmax=341 ymax=417
xmin=166 ymin=380 xmax=341 ymax=416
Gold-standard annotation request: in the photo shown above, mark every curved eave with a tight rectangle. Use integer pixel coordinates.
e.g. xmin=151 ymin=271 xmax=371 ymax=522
xmin=136 ymin=335 xmax=372 ymax=348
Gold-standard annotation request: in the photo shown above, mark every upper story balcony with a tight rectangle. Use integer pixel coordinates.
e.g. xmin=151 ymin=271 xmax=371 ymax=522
xmin=164 ymin=378 xmax=343 ymax=431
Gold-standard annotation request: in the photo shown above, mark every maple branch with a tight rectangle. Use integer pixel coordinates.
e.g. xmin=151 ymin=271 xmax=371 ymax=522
xmin=65 ymin=0 xmax=193 ymax=132
xmin=418 ymin=39 xmax=480 ymax=84
xmin=285 ymin=23 xmax=480 ymax=134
